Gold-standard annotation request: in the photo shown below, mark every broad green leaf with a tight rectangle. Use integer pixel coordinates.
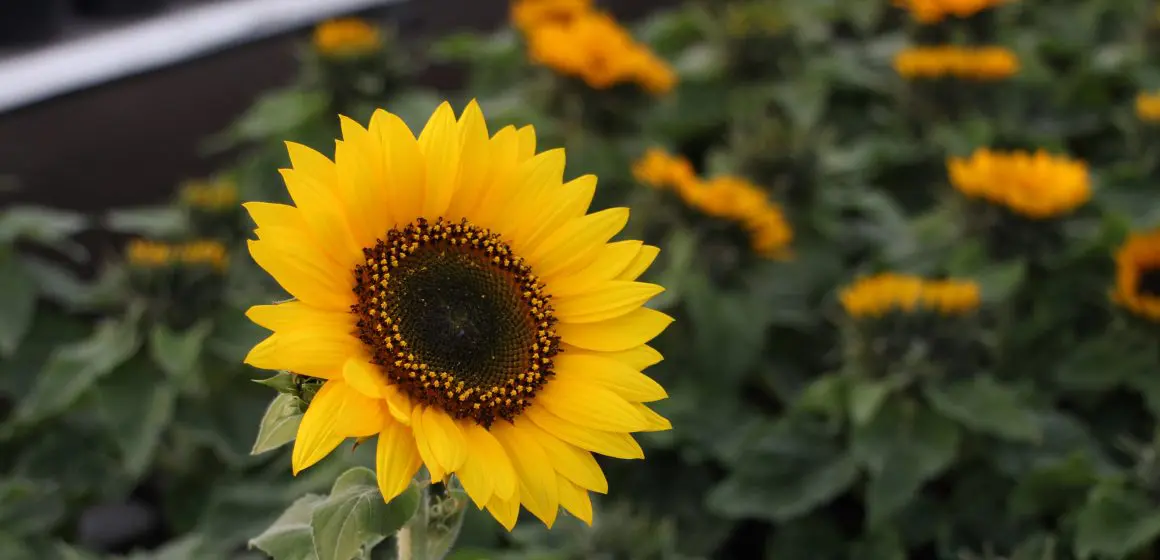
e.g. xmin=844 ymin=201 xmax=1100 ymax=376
xmin=847 ymin=376 xmax=893 ymax=427
xmin=0 ymin=251 xmax=37 ymax=357
xmin=250 ymin=494 xmax=325 ymax=560
xmin=794 ymin=374 xmax=846 ymax=418
xmin=853 ymin=399 xmax=960 ymax=525
xmin=10 ymin=314 xmax=141 ymax=428
xmin=923 ymin=376 xmax=1042 ymax=442
xmin=252 ymin=393 xmax=305 ymax=455
xmin=1074 ymin=481 xmax=1160 ymax=559
xmin=0 ymin=206 xmax=88 ymax=247
xmin=311 ymin=467 xmax=421 ymax=560
xmin=122 ymin=536 xmax=207 ymax=560
xmin=409 ymin=487 xmax=470 ymax=560
xmin=707 ymin=451 xmax=859 ymax=522
xmin=149 ymin=320 xmax=213 ymax=384
xmin=974 ymin=260 xmax=1027 ymax=304
xmin=104 ymin=206 xmax=190 ymax=237
xmin=0 ymin=478 xmax=66 ymax=537
xmin=94 ymin=354 xmax=178 ymax=479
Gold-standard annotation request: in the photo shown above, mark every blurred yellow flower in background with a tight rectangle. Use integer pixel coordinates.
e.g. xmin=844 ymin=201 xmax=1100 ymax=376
xmin=511 ymin=0 xmax=592 ymax=31
xmin=524 ymin=10 xmax=676 ymax=94
xmin=126 ymin=239 xmax=229 ymax=271
xmin=894 ymin=46 xmax=1019 ymax=80
xmin=1136 ymin=92 xmax=1160 ymax=122
xmin=312 ymin=18 xmax=382 ymax=57
xmin=1113 ymin=230 xmax=1160 ymax=321
xmin=894 ymin=0 xmax=1014 ymax=23
xmin=180 ymin=177 xmax=238 ymax=212
xmin=633 ymin=149 xmax=792 ymax=258
xmin=947 ymin=148 xmax=1091 ymax=219
xmin=840 ymin=274 xmax=981 ymax=318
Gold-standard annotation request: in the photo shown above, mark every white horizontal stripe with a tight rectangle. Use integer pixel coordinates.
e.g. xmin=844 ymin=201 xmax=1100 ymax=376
xmin=0 ymin=0 xmax=406 ymax=113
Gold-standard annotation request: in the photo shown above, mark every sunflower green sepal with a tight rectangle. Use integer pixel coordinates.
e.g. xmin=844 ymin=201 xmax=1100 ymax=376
xmin=249 ymin=466 xmax=422 ymax=560
xmin=253 ymin=371 xmax=298 ymax=394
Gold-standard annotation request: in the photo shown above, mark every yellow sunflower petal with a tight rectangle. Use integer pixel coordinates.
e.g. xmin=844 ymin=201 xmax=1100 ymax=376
xmin=383 ymin=384 xmax=413 ymax=425
xmin=332 ymin=384 xmax=387 ymax=438
xmin=492 ymin=421 xmax=559 ymax=527
xmin=557 ymin=476 xmax=593 ymax=525
xmin=553 ymin=281 xmax=665 ymax=324
xmin=615 ymin=245 xmax=660 ymax=281
xmin=531 ymin=208 xmax=631 ymax=281
xmin=243 ymin=201 xmax=307 ymax=232
xmin=562 ymin=344 xmax=663 ymax=371
xmin=520 ymin=174 xmax=598 ymax=254
xmin=554 ymin=352 xmax=667 ymax=403
xmin=548 ymin=240 xmax=643 ymax=296
xmin=342 ymin=357 xmax=388 ymax=398
xmin=525 ymin=405 xmax=645 ymax=460
xmin=245 ymin=329 xmax=362 ymax=379
xmin=504 ymin=149 xmax=566 ymax=246
xmin=556 ymin=307 xmax=673 ymax=352
xmin=632 ymin=403 xmax=673 ymax=432
xmin=417 ymin=102 xmax=460 ymax=219
xmin=334 ymin=118 xmax=390 ymax=245
xmin=245 ymin=301 xmax=351 ymax=332
xmin=456 ymin=429 xmax=496 ymax=509
xmin=371 ymin=109 xmax=425 ymax=223
xmin=472 ymin=126 xmax=522 ymax=229
xmin=536 ymin=374 xmax=652 ymax=432
xmin=247 ymin=239 xmax=352 ymax=311
xmin=285 ymin=140 xmax=338 ymax=185
xmin=444 ymin=100 xmax=491 ymax=219
xmin=516 ymin=125 xmax=537 ymax=161
xmin=518 ymin=416 xmax=608 ymax=493
xmin=376 ymin=418 xmax=422 ymax=501
xmin=485 ymin=493 xmax=521 ymax=531
xmin=410 ymin=406 xmax=446 ymax=482
xmin=278 ymin=167 xmax=362 ymax=266
xmin=421 ymin=407 xmax=468 ymax=472
xmin=292 ymin=380 xmax=348 ymax=474
xmin=464 ymin=423 xmax=517 ymax=500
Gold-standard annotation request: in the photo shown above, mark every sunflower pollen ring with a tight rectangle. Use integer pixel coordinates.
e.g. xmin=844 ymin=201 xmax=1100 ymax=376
xmin=351 ymin=217 xmax=561 ymax=428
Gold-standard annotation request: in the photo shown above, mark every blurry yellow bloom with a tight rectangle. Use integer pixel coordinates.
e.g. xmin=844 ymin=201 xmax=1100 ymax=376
xmin=313 ymin=18 xmax=382 ymax=57
xmin=1136 ymin=92 xmax=1160 ymax=122
xmin=180 ymin=240 xmax=229 ymax=271
xmin=632 ymin=148 xmax=698 ymax=193
xmin=524 ymin=11 xmax=676 ymax=94
xmin=633 ymin=149 xmax=791 ymax=258
xmin=180 ymin=177 xmax=238 ymax=211
xmin=126 ymin=239 xmax=228 ymax=271
xmin=840 ymin=274 xmax=981 ymax=318
xmin=127 ymin=239 xmax=173 ymax=268
xmin=1112 ymin=230 xmax=1160 ymax=322
xmin=947 ymin=148 xmax=1091 ymax=219
xmin=511 ymin=0 xmax=592 ymax=31
xmin=894 ymin=46 xmax=1019 ymax=80
xmin=894 ymin=0 xmax=1014 ymax=24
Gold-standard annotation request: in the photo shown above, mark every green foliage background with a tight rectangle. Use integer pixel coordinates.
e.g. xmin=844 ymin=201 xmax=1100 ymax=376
xmin=2 ymin=0 xmax=1160 ymax=558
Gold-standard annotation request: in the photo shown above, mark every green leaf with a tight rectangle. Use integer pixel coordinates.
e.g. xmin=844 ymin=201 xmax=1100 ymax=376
xmin=149 ymin=320 xmax=213 ymax=385
xmin=310 ymin=467 xmax=420 ymax=560
xmin=847 ymin=376 xmax=893 ymax=427
xmin=0 ymin=252 xmax=37 ymax=357
xmin=103 ymin=207 xmax=190 ymax=237
xmin=10 ymin=314 xmax=140 ymax=428
xmin=0 ymin=478 xmax=67 ymax=537
xmin=252 ymin=394 xmax=305 ymax=455
xmin=0 ymin=206 xmax=88 ymax=247
xmin=923 ymin=376 xmax=1042 ymax=442
xmin=94 ymin=354 xmax=178 ymax=479
xmin=852 ymin=398 xmax=960 ymax=526
xmin=973 ymin=260 xmax=1027 ymax=304
xmin=794 ymin=374 xmax=847 ymax=418
xmin=250 ymin=494 xmax=325 ymax=560
xmin=255 ymin=371 xmax=299 ymax=394
xmin=1074 ymin=481 xmax=1160 ymax=559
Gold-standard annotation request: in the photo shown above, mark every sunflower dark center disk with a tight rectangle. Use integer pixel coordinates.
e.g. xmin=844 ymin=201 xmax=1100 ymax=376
xmin=1138 ymin=267 xmax=1160 ymax=298
xmin=351 ymin=218 xmax=560 ymax=427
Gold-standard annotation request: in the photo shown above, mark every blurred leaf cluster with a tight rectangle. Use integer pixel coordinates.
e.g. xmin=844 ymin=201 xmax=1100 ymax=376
xmin=4 ymin=0 xmax=1160 ymax=558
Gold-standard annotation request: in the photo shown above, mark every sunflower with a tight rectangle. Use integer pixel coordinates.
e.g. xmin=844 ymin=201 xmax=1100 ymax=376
xmin=243 ymin=101 xmax=672 ymax=530
xmin=947 ymin=148 xmax=1090 ymax=219
xmin=893 ymin=46 xmax=1019 ymax=80
xmin=893 ymin=0 xmax=1013 ymax=23
xmin=1112 ymin=230 xmax=1160 ymax=321
xmin=312 ymin=18 xmax=382 ymax=57
xmin=1137 ymin=92 xmax=1160 ymax=122
xmin=840 ymin=273 xmax=980 ymax=318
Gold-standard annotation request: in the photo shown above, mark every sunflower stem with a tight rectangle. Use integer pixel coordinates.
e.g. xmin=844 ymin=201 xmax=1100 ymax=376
xmin=395 ymin=525 xmax=412 ymax=560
